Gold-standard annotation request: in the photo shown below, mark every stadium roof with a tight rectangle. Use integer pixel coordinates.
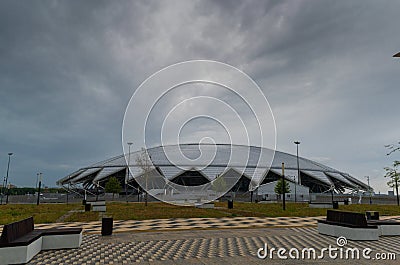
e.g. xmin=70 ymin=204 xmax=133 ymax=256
xmin=57 ymin=143 xmax=370 ymax=193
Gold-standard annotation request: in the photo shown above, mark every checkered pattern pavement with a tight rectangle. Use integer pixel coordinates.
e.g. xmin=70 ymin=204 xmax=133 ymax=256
xmin=32 ymin=216 xmax=322 ymax=233
xmin=31 ymin=215 xmax=400 ymax=234
xmin=28 ymin=227 xmax=400 ymax=264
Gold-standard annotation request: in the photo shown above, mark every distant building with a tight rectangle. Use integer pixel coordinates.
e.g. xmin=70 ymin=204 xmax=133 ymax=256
xmin=0 ymin=184 xmax=17 ymax=189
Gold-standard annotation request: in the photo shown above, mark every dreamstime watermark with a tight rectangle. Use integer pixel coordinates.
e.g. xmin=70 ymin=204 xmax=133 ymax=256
xmin=122 ymin=60 xmax=276 ymax=206
xmin=257 ymin=236 xmax=396 ymax=260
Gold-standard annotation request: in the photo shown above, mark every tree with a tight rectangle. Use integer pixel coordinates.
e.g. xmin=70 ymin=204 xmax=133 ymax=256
xmin=136 ymin=148 xmax=152 ymax=206
xmin=387 ymin=178 xmax=398 ymax=189
xmin=212 ymin=174 xmax=227 ymax=193
xmin=384 ymin=160 xmax=400 ymax=206
xmin=105 ymin=176 xmax=121 ymax=200
xmin=274 ymin=178 xmax=291 ymax=197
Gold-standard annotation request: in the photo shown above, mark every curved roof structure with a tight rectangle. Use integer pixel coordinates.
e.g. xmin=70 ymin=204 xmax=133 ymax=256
xmin=57 ymin=144 xmax=370 ymax=194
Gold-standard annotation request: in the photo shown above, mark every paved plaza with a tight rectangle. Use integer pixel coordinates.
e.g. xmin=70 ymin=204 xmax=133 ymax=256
xmin=29 ymin=215 xmax=400 ymax=233
xmin=32 ymin=216 xmax=326 ymax=234
xmin=28 ymin=227 xmax=400 ymax=264
xmin=20 ymin=216 xmax=400 ymax=264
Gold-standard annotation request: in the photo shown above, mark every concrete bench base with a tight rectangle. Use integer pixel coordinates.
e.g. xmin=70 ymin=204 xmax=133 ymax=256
xmin=0 ymin=232 xmax=82 ymax=264
xmin=0 ymin=237 xmax=42 ymax=264
xmin=380 ymin=225 xmax=400 ymax=236
xmin=309 ymin=203 xmax=332 ymax=209
xmin=318 ymin=222 xmax=379 ymax=241
xmin=367 ymin=220 xmax=400 ymax=236
xmin=89 ymin=201 xmax=106 ymax=212
xmin=42 ymin=232 xmax=83 ymax=250
xmin=92 ymin=205 xmax=106 ymax=212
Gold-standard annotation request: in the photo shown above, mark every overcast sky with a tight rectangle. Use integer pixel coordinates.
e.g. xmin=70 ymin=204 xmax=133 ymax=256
xmin=0 ymin=0 xmax=399 ymax=193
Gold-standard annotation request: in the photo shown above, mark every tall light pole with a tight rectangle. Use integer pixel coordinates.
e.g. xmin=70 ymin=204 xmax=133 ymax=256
xmin=365 ymin=176 xmax=372 ymax=205
xmin=0 ymin=182 xmax=3 ymax=205
xmin=395 ymin=175 xmax=400 ymax=206
xmin=391 ymin=52 xmax=399 ymax=204
xmin=1 ymin=159 xmax=7 ymax=204
xmin=145 ymin=153 xmax=151 ymax=207
xmin=294 ymin=141 xmax=301 ymax=188
xmin=37 ymin=173 xmax=42 ymax=205
xmin=282 ymin=162 xmax=286 ymax=211
xmin=5 ymin=153 xmax=13 ymax=204
xmin=96 ymin=181 xmax=99 ymax=201
xmin=67 ymin=182 xmax=69 ymax=204
xmin=126 ymin=142 xmax=133 ymax=203
xmin=292 ymin=175 xmax=297 ymax=203
xmin=36 ymin=173 xmax=39 ymax=190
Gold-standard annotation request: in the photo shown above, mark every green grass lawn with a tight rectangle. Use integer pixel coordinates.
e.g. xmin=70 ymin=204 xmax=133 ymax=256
xmin=64 ymin=202 xmax=400 ymax=223
xmin=0 ymin=203 xmax=78 ymax=225
xmin=65 ymin=202 xmax=229 ymax=222
xmin=2 ymin=202 xmax=400 ymax=224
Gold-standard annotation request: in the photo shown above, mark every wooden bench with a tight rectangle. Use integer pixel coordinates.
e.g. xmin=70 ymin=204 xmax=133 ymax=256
xmin=0 ymin=217 xmax=82 ymax=264
xmin=318 ymin=210 xmax=379 ymax=241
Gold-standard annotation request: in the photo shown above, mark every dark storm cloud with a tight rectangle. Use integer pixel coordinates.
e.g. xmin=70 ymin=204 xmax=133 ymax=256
xmin=0 ymin=1 xmax=133 ymax=185
xmin=0 ymin=0 xmax=399 ymax=193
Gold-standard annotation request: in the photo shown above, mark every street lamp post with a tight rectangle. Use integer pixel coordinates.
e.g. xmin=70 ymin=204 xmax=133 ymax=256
xmin=5 ymin=153 xmax=13 ymax=204
xmin=365 ymin=176 xmax=372 ymax=205
xmin=1 ymin=175 xmax=4 ymax=204
xmin=0 ymin=185 xmax=3 ymax=205
xmin=282 ymin=163 xmax=286 ymax=211
xmin=37 ymin=173 xmax=42 ymax=205
xmin=96 ymin=181 xmax=99 ymax=201
xmin=36 ymin=173 xmax=39 ymax=190
xmin=395 ymin=176 xmax=400 ymax=206
xmin=390 ymin=53 xmax=399 ymax=204
xmin=145 ymin=153 xmax=151 ymax=207
xmin=126 ymin=142 xmax=133 ymax=203
xmin=294 ymin=141 xmax=301 ymax=202
xmin=67 ymin=182 xmax=69 ymax=204
xmin=292 ymin=176 xmax=297 ymax=203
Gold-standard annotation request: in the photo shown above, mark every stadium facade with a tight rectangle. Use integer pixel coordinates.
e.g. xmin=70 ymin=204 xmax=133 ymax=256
xmin=57 ymin=144 xmax=371 ymax=199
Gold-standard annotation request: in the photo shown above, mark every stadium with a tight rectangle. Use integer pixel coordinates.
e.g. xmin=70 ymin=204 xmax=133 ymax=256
xmin=57 ymin=144 xmax=371 ymax=202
